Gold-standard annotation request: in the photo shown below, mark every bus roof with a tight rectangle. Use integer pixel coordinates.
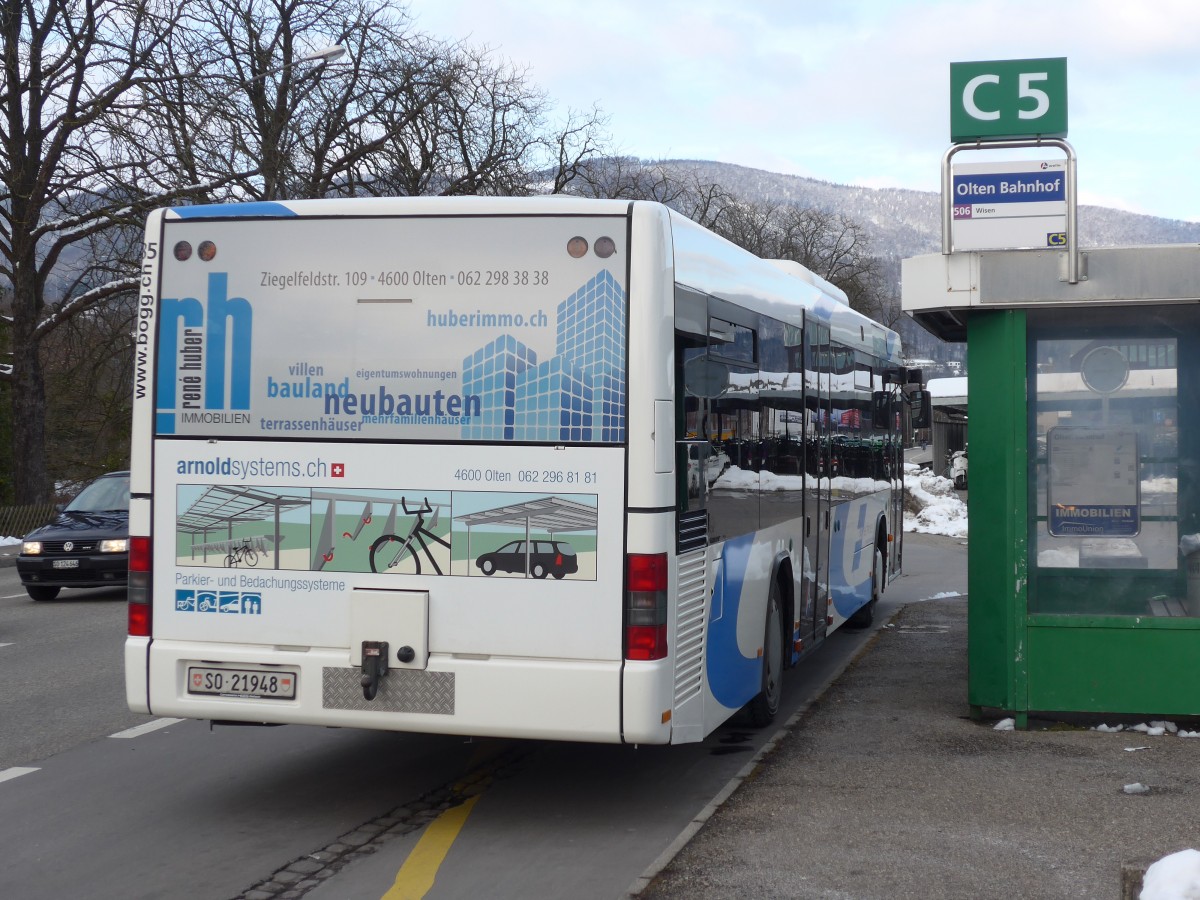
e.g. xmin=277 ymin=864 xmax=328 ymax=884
xmin=667 ymin=208 xmax=901 ymax=363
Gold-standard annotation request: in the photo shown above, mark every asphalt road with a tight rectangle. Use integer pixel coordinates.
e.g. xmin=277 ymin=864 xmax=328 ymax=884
xmin=0 ymin=534 xmax=970 ymax=899
xmin=0 ymin=568 xmax=149 ymax=769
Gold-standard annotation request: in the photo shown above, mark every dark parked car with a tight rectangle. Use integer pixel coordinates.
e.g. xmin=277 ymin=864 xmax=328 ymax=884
xmin=17 ymin=471 xmax=130 ymax=601
xmin=475 ymin=539 xmax=578 ymax=579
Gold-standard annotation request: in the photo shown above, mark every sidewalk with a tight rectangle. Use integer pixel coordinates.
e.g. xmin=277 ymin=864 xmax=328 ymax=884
xmin=637 ymin=542 xmax=1198 ymax=899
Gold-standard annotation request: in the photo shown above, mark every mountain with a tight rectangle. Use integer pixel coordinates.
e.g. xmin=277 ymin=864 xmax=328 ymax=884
xmin=656 ymin=159 xmax=1199 ymax=365
xmin=662 ymin=159 xmax=1200 ymax=262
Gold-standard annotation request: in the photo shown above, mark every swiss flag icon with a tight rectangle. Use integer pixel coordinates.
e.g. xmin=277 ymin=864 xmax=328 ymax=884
xmin=331 ymin=463 xmax=345 ymax=478
xmin=192 ymin=673 xmax=202 ymax=687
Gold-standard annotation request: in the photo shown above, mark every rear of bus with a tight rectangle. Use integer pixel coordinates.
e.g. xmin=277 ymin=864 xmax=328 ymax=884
xmin=125 ymin=197 xmax=677 ymax=744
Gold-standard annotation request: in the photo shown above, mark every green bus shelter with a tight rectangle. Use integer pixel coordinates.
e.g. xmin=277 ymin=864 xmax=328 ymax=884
xmin=903 ymin=245 xmax=1200 ymax=726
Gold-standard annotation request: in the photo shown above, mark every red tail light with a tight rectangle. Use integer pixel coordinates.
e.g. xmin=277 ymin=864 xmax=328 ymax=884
xmin=625 ymin=553 xmax=668 ymax=661
xmin=128 ymin=536 xmax=152 ymax=637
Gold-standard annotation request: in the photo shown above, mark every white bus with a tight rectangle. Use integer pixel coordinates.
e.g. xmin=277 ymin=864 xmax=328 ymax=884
xmin=126 ymin=197 xmax=920 ymax=744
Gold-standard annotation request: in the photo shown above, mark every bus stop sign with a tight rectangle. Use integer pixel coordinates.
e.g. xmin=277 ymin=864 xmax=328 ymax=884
xmin=950 ymin=57 xmax=1067 ymax=142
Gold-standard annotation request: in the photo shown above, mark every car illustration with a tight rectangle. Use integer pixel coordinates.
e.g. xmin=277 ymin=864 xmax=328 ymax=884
xmin=16 ymin=471 xmax=130 ymax=601
xmin=475 ymin=539 xmax=578 ymax=579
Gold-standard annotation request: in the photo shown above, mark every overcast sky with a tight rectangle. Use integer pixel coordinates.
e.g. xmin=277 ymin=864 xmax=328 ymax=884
xmin=404 ymin=0 xmax=1199 ymax=223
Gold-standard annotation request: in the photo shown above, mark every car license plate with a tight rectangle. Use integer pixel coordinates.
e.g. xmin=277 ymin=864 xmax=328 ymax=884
xmin=52 ymin=558 xmax=79 ymax=569
xmin=187 ymin=667 xmax=296 ymax=699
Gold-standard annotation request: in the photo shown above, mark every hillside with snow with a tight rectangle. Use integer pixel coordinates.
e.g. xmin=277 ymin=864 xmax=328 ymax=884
xmin=662 ymin=159 xmax=1200 ymax=262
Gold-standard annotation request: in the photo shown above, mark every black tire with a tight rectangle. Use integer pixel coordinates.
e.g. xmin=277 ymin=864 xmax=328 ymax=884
xmin=27 ymin=585 xmax=61 ymax=602
xmin=244 ymin=549 xmax=258 ymax=567
xmin=224 ymin=553 xmax=237 ymax=568
xmin=479 ymin=558 xmax=495 ymax=576
xmin=531 ymin=563 xmax=547 ymax=579
xmin=746 ymin=580 xmax=784 ymax=727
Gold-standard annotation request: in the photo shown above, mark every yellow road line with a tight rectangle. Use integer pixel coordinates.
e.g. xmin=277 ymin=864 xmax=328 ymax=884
xmin=382 ymin=794 xmax=481 ymax=900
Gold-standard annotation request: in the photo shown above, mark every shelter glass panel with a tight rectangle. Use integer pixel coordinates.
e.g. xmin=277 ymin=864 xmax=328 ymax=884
xmin=1028 ymin=306 xmax=1200 ymax=617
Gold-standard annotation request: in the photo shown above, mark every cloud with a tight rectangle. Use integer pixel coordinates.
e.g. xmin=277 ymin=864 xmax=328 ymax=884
xmin=405 ymin=0 xmax=1200 ymax=221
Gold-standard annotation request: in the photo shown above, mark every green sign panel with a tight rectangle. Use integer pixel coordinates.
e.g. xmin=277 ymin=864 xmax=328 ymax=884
xmin=950 ymin=57 xmax=1067 ymax=142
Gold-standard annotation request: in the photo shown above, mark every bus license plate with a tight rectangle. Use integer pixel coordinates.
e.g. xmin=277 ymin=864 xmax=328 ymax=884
xmin=52 ymin=559 xmax=79 ymax=569
xmin=187 ymin=667 xmax=296 ymax=700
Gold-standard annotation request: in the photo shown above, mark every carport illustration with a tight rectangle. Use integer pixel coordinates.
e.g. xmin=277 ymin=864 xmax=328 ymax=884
xmin=455 ymin=495 xmax=598 ymax=579
xmin=176 ymin=485 xmax=310 ymax=569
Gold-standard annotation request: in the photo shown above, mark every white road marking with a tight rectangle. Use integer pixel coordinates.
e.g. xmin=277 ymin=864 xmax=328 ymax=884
xmin=110 ymin=718 xmax=186 ymax=739
xmin=0 ymin=643 xmax=14 ymax=649
xmin=2 ymin=593 xmax=28 ymax=599
xmin=0 ymin=767 xmax=40 ymax=784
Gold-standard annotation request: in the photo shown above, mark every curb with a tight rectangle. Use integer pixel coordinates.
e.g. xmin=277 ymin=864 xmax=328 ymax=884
xmin=1120 ymin=859 xmax=1152 ymax=900
xmin=622 ymin=612 xmax=896 ymax=898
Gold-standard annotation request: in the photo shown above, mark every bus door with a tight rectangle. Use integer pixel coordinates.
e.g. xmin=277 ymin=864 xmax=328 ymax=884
xmin=888 ymin=385 xmax=905 ymax=579
xmin=805 ymin=321 xmax=832 ymax=639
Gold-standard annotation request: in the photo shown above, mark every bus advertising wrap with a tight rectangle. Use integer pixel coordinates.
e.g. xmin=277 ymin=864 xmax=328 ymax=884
xmin=153 ymin=216 xmax=628 ymax=444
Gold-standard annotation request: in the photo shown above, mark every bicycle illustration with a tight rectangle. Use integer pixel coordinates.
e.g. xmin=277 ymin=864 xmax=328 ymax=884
xmin=224 ymin=539 xmax=259 ymax=568
xmin=368 ymin=497 xmax=450 ymax=575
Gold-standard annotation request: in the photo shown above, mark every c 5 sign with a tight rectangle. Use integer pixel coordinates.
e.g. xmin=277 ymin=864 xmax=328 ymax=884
xmin=950 ymin=58 xmax=1067 ymax=143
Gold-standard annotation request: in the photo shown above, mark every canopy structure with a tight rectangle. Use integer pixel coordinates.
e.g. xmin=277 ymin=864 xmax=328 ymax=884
xmin=455 ymin=496 xmax=597 ymax=533
xmin=176 ymin=485 xmax=310 ymax=568
xmin=455 ymin=496 xmax=598 ymax=577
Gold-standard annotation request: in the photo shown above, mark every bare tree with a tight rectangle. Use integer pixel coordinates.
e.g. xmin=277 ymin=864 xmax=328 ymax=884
xmin=0 ymin=0 xmax=182 ymax=503
xmin=568 ymin=157 xmax=735 ymax=229
xmin=363 ymin=41 xmax=609 ymax=197
xmin=710 ymin=199 xmax=895 ymax=324
xmin=0 ymin=0 xmax=611 ymax=502
xmin=139 ymin=0 xmax=389 ymax=201
xmin=139 ymin=1 xmax=609 ymax=201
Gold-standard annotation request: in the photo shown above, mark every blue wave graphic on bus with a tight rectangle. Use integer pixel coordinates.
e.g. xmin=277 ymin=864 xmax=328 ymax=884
xmin=169 ymin=202 xmax=297 ymax=219
xmin=829 ymin=501 xmax=874 ymax=617
xmin=706 ymin=534 xmax=762 ymax=709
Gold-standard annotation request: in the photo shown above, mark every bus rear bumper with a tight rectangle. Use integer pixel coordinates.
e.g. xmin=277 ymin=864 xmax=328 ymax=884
xmin=139 ymin=641 xmax=634 ymax=744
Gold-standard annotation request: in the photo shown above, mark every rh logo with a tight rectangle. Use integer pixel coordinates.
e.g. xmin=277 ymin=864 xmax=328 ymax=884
xmin=157 ymin=272 xmax=253 ymax=434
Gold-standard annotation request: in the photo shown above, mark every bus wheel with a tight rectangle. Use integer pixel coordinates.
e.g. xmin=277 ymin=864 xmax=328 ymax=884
xmin=746 ymin=580 xmax=784 ymax=727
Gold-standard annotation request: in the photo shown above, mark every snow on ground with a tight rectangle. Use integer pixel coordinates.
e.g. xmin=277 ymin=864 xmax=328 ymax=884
xmin=909 ymin=591 xmax=965 ymax=603
xmin=902 ymin=463 xmax=968 ymax=538
xmin=1090 ymin=720 xmax=1200 ymax=739
xmin=1 ymin=535 xmax=20 ymax=546
xmin=1141 ymin=848 xmax=1200 ymax=900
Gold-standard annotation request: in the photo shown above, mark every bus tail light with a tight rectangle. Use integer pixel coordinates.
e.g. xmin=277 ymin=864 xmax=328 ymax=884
xmin=625 ymin=553 xmax=667 ymax=661
xmin=128 ymin=536 xmax=152 ymax=637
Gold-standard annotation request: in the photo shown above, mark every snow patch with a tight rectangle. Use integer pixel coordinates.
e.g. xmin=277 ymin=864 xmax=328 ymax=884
xmin=1141 ymin=848 xmax=1200 ymax=900
xmin=902 ymin=466 xmax=968 ymax=538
